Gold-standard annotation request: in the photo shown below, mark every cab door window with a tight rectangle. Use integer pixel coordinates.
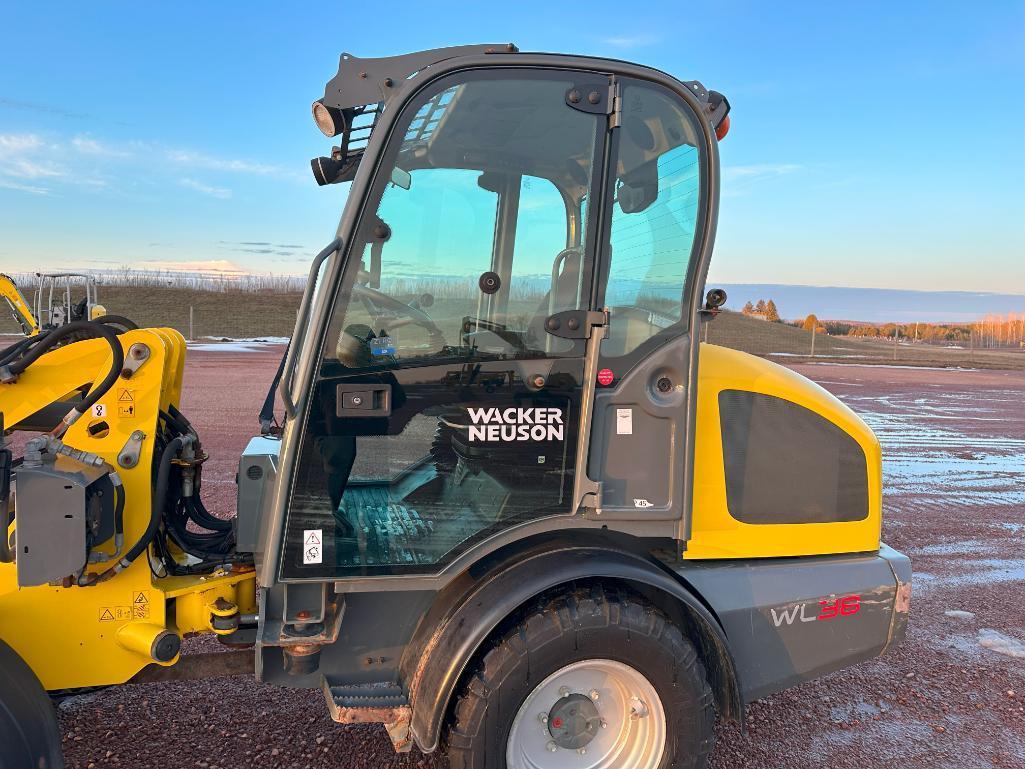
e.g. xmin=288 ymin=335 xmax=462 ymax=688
xmin=601 ymin=83 xmax=704 ymax=360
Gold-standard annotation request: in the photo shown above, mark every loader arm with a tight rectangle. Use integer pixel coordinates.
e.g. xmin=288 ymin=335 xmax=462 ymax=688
xmin=0 ymin=325 xmax=256 ymax=691
xmin=1 ymin=273 xmax=39 ymax=336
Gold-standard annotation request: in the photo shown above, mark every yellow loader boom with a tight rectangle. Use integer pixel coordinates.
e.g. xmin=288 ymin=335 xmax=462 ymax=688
xmin=0 ymin=273 xmax=39 ymax=336
xmin=0 ymin=323 xmax=256 ymax=692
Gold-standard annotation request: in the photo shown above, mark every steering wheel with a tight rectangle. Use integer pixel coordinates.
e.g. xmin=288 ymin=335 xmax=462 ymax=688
xmin=336 ymin=285 xmax=445 ymax=366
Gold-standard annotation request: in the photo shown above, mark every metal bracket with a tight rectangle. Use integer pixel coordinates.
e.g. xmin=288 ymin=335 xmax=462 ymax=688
xmin=117 ymin=430 xmax=145 ymax=469
xmin=119 ymin=342 xmax=150 ymax=380
xmin=544 ymin=309 xmax=608 ymax=340
xmin=321 ymin=44 xmax=519 ymax=111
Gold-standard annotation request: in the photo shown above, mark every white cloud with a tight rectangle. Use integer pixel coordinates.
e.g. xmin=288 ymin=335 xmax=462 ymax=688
xmin=165 ymin=148 xmax=294 ymax=178
xmin=138 ymin=258 xmax=247 ymax=273
xmin=0 ymin=178 xmax=49 ymax=194
xmin=721 ymin=163 xmax=802 ymax=196
xmin=722 ymin=163 xmax=802 ymax=181
xmin=71 ymin=135 xmax=132 ymax=158
xmin=0 ymin=133 xmax=65 ymax=190
xmin=601 ymin=34 xmax=659 ymax=49
xmin=179 ymin=177 xmax=232 ymax=199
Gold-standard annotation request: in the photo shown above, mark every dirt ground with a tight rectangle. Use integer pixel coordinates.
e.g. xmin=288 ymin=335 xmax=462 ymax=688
xmin=55 ymin=347 xmax=1025 ymax=769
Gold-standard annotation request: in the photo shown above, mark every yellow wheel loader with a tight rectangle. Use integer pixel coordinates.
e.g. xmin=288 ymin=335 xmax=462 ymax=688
xmin=0 ymin=45 xmax=910 ymax=769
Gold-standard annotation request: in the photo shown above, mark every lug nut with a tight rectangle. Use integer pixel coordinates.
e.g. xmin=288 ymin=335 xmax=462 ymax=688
xmin=547 ymin=741 xmax=558 ymax=753
xmin=538 ymin=713 xmax=548 ymax=724
xmin=578 ymin=748 xmax=587 ymax=755
xmin=600 ymin=719 xmax=608 ymax=729
xmin=589 ymin=689 xmax=600 ymax=701
xmin=559 ymin=686 xmax=571 ymax=698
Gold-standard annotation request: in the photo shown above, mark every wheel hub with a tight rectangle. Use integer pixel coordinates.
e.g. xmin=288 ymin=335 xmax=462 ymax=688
xmin=547 ymin=693 xmax=602 ymax=750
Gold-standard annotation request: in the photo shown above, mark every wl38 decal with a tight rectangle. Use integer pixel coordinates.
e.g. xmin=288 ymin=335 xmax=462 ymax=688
xmin=770 ymin=595 xmax=861 ymax=627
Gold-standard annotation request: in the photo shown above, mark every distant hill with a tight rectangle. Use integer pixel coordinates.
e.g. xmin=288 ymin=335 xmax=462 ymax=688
xmin=712 ymin=283 xmax=1025 ymax=323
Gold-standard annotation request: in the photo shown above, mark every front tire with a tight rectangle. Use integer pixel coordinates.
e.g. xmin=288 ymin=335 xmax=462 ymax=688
xmin=446 ymin=585 xmax=715 ymax=769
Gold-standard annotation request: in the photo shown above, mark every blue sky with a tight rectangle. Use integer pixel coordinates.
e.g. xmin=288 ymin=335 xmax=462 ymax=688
xmin=1 ymin=1 xmax=1022 ymax=294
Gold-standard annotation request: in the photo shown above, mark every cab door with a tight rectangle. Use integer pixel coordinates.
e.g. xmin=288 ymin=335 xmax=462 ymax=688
xmin=588 ymin=79 xmax=711 ymax=522
xmin=279 ymin=69 xmax=610 ymax=579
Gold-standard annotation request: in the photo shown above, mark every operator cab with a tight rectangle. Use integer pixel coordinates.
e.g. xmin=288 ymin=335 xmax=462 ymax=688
xmin=274 ymin=50 xmax=724 ymax=580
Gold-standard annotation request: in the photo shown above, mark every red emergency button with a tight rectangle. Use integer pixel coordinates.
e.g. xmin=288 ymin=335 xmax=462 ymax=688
xmin=597 ymin=368 xmax=614 ymax=386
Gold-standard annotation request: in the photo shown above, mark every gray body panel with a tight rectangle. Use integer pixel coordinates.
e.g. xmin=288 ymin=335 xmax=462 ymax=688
xmin=235 ymin=436 xmax=280 ymax=555
xmin=14 ymin=456 xmax=110 ymax=587
xmin=676 ymin=544 xmax=910 ymax=701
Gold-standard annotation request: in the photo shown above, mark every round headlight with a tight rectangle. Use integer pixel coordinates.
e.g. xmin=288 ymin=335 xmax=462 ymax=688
xmin=312 ymin=101 xmax=344 ymax=137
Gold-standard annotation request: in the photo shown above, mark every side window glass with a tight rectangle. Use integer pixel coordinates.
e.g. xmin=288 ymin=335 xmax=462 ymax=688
xmin=602 ymin=84 xmax=703 ymax=358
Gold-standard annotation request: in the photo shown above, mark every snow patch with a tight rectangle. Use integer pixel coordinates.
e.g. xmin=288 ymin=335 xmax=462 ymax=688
xmin=979 ymin=629 xmax=1025 ymax=658
xmin=944 ymin=610 xmax=976 ymax=620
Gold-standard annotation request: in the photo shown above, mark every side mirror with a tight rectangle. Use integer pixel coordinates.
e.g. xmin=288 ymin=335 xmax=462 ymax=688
xmin=702 ymin=288 xmax=727 ymax=317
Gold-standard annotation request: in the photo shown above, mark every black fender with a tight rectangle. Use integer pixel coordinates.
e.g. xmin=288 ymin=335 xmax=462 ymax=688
xmin=400 ymin=533 xmax=744 ymax=752
xmin=0 ymin=639 xmax=64 ymax=769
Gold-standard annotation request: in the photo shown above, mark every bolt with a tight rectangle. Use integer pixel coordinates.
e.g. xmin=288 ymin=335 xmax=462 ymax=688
xmin=296 ymin=610 xmax=311 ymax=620
xmin=538 ymin=713 xmax=548 ymax=724
xmin=578 ymin=748 xmax=587 ymax=755
xmin=383 ymin=77 xmax=394 ymax=88
xmin=559 ymin=686 xmax=571 ymax=698
xmin=532 ymin=375 xmax=546 ymax=388
xmin=587 ymin=90 xmax=601 ymax=105
xmin=568 ymin=89 xmax=581 ymax=104
xmin=546 ymin=741 xmax=558 ymax=753
xmin=131 ymin=430 xmax=145 ymax=441
xmin=359 ymin=71 xmax=367 ymax=79
xmin=600 ymin=719 xmax=608 ymax=729
xmin=589 ymin=689 xmax=600 ymax=701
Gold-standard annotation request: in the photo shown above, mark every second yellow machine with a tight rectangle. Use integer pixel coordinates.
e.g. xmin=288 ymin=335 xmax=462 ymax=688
xmin=0 ymin=44 xmax=910 ymax=769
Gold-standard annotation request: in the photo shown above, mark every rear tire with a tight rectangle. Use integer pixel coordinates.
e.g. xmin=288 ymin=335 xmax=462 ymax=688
xmin=446 ymin=585 xmax=715 ymax=769
xmin=0 ymin=639 xmax=64 ymax=769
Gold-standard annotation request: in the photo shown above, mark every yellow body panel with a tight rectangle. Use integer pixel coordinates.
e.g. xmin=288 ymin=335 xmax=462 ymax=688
xmin=0 ymin=329 xmax=256 ymax=689
xmin=686 ymin=343 xmax=882 ymax=559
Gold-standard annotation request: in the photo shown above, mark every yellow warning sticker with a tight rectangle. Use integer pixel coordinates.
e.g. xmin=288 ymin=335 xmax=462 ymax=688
xmin=118 ymin=388 xmax=135 ymax=402
xmin=118 ymin=404 xmax=136 ymax=418
xmin=98 ymin=606 xmax=133 ymax=622
xmin=133 ymin=590 xmax=149 ymax=604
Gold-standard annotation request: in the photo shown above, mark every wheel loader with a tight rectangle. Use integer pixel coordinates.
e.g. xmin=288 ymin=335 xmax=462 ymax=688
xmin=0 ymin=44 xmax=911 ymax=769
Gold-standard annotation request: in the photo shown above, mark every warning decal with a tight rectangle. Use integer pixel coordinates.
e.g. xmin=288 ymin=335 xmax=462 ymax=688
xmin=98 ymin=606 xmax=133 ymax=622
xmin=117 ymin=389 xmax=134 ymax=402
xmin=303 ymin=529 xmax=323 ymax=565
xmin=616 ymin=408 xmax=633 ymax=435
xmin=91 ymin=403 xmax=107 ymax=417
xmin=133 ymin=591 xmax=150 ymax=618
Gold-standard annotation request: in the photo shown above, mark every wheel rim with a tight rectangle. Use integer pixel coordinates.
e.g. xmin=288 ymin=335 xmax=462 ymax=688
xmin=506 ymin=658 xmax=667 ymax=769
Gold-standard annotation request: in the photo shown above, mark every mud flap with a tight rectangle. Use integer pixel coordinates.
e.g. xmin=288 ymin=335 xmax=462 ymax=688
xmin=0 ymin=639 xmax=64 ymax=769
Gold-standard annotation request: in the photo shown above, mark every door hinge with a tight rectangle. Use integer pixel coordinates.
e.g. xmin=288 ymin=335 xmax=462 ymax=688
xmin=580 ymin=480 xmax=604 ymax=516
xmin=544 ymin=309 xmax=608 ymax=340
xmin=609 ymin=80 xmax=622 ymax=129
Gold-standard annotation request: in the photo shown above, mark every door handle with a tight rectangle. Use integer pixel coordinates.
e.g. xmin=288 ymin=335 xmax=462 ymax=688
xmin=335 ymin=384 xmax=391 ymax=417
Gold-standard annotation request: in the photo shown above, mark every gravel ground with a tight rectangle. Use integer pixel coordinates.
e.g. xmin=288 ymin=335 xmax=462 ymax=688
xmin=57 ymin=347 xmax=1025 ymax=769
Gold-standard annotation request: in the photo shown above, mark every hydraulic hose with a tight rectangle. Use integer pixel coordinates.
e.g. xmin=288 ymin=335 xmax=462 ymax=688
xmin=1 ymin=320 xmax=124 ymax=434
xmin=78 ymin=436 xmax=184 ymax=587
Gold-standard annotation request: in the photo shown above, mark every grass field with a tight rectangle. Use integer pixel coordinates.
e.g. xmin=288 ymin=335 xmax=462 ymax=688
xmin=3 ymin=284 xmax=1021 ymax=369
